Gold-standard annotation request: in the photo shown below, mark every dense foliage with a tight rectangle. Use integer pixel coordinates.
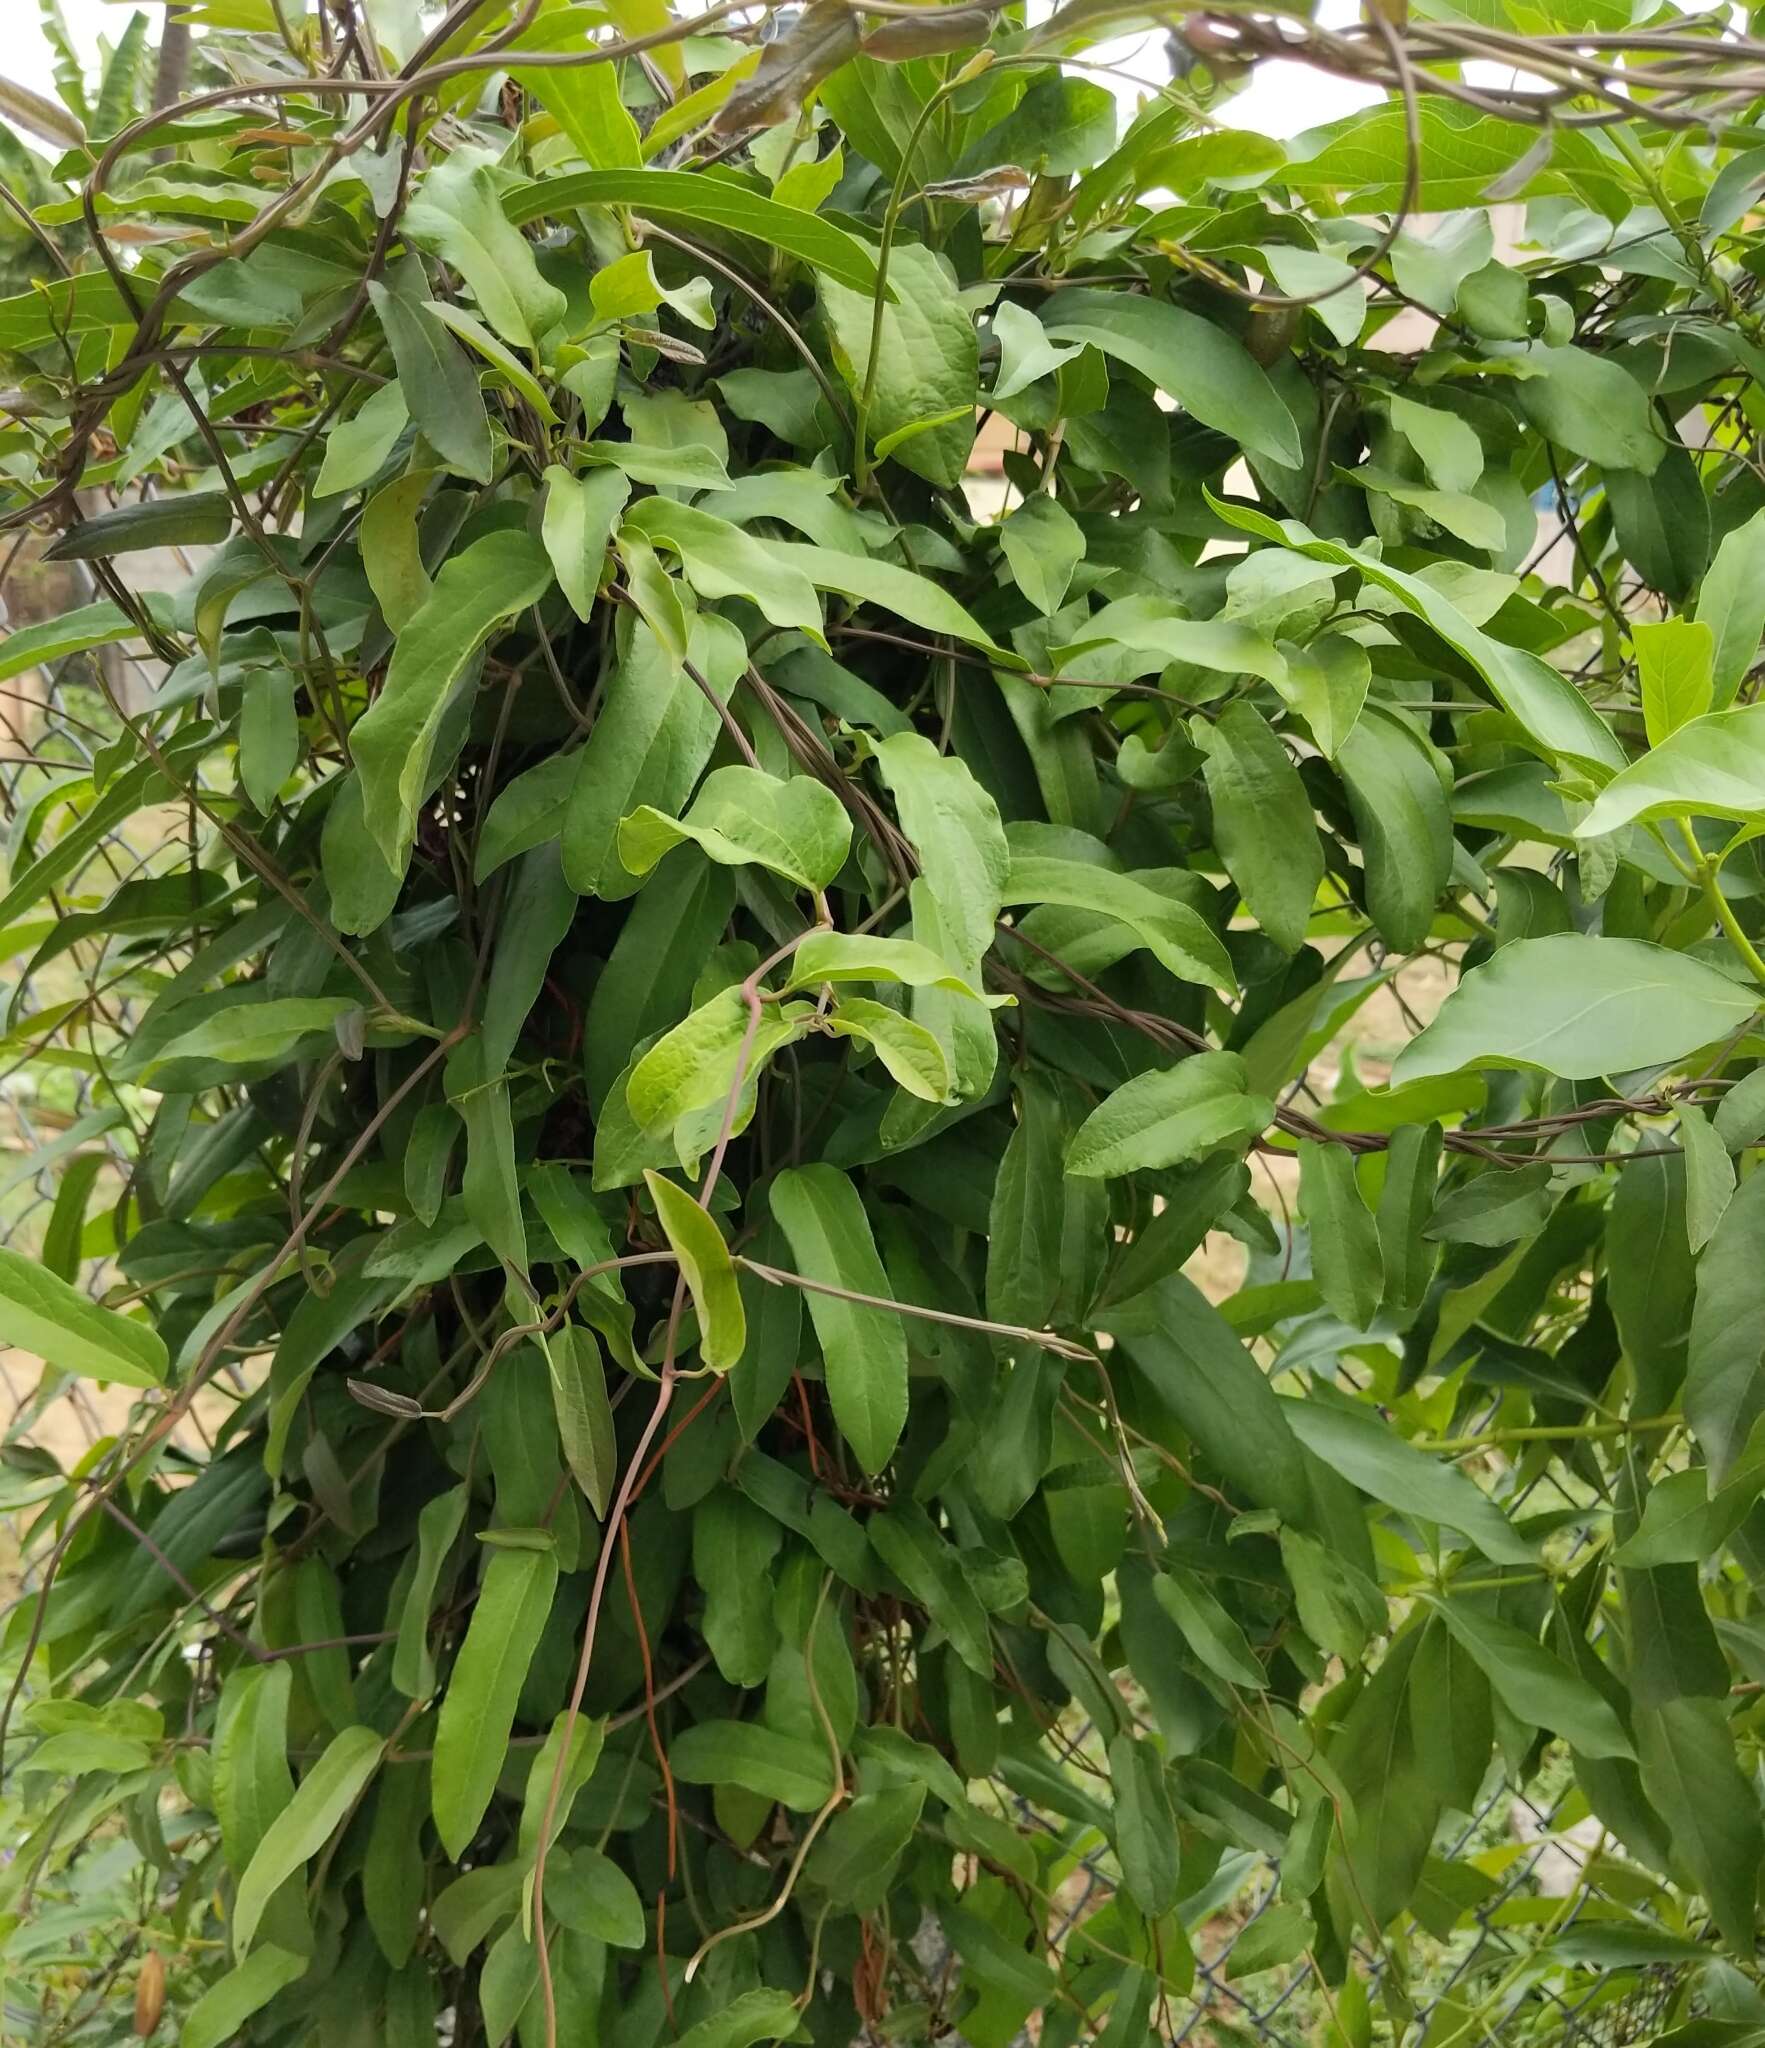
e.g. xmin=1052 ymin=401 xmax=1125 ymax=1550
xmin=13 ymin=0 xmax=1765 ymax=2042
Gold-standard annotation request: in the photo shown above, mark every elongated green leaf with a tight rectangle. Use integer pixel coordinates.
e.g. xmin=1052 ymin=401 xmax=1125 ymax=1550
xmin=368 ymin=259 xmax=492 ymax=484
xmin=353 ymin=531 xmax=552 ymax=866
xmin=645 ymin=1170 xmax=746 ymax=1370
xmin=822 ymin=242 xmax=977 ymax=487
xmin=235 ymin=1726 xmax=384 ymax=1953
xmin=769 ymin=1163 xmax=907 ymax=1475
xmin=541 ymin=465 xmax=629 ymax=621
xmin=180 ymin=1946 xmax=309 ymax=2048
xmin=1432 ymin=1599 xmax=1632 ymax=1758
xmin=0 ymin=1245 xmax=165 ymax=1387
xmin=1284 ymin=1399 xmax=1535 ymax=1565
xmin=1299 ymin=1140 xmax=1381 ymax=1331
xmin=432 ymin=1545 xmax=560 ymax=1858
xmin=1580 ymin=704 xmax=1765 ymax=835
xmin=505 ymin=169 xmax=884 ymax=294
xmin=669 ymin=1719 xmax=835 ymax=1809
xmin=1200 ymin=702 xmax=1320 ymax=953
xmin=1695 ymin=505 xmax=1765 ymax=706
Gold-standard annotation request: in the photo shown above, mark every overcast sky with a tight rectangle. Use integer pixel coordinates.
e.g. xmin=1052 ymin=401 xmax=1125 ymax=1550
xmin=9 ymin=0 xmax=1380 ymax=141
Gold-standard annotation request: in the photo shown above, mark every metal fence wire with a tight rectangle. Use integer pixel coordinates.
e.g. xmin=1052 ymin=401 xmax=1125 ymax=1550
xmin=0 ymin=609 xmax=1707 ymax=2046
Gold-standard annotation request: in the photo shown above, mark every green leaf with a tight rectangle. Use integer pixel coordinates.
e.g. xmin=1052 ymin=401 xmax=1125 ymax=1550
xmin=785 ymin=930 xmax=995 ymax=1000
xmin=368 ymin=258 xmax=493 ymax=484
xmin=545 ymin=1326 xmax=616 ymax=1517
xmin=822 ymin=242 xmax=977 ymax=488
xmin=769 ymin=1163 xmax=908 ymax=1475
xmin=1044 ymin=288 xmax=1302 ymax=468
xmin=393 ymin=1485 xmax=468 ymax=1700
xmin=1688 ymin=1167 xmax=1765 ymax=1486
xmin=0 ymin=1244 xmax=165 ymax=1387
xmin=1636 ymin=619 xmax=1716 ymax=746
xmin=1512 ymin=343 xmax=1664 ymax=474
xmin=997 ymin=494 xmax=1086 ymax=616
xmin=1430 ymin=1599 xmax=1633 ymax=1758
xmin=824 ymin=995 xmax=952 ymax=1102
xmin=516 ymin=54 xmax=641 ymax=170
xmin=1335 ymin=707 xmax=1454 ymax=952
xmin=43 ymin=492 xmax=232 ymax=561
xmin=623 ymin=496 xmax=823 ymax=640
xmin=1298 ymin=1140 xmax=1381 ymax=1330
xmin=645 ymin=1170 xmax=746 ymax=1371
xmin=506 ymin=169 xmax=885 ymax=293
xmin=562 ymin=616 xmax=742 ymax=901
xmin=669 ymin=1719 xmax=836 ymax=1809
xmin=1067 ymin=1053 xmax=1271 ymax=1177
xmin=1580 ymin=704 xmax=1765 ymax=834
xmin=1377 ymin=1121 xmax=1442 ymax=1320
xmin=868 ymin=1501 xmax=993 ymax=1677
xmin=432 ymin=1545 xmax=560 ymax=1858
xmin=873 ymin=734 xmax=1010 ymax=964
xmin=1109 ymin=1733 xmax=1181 ymax=1916
xmin=0 ymin=599 xmax=162 ymax=682
xmin=771 ymin=541 xmax=1009 ymax=658
xmin=1199 ymin=701 xmax=1321 ymax=953
xmin=541 ymin=464 xmax=629 ymax=621
xmin=1284 ymin=1398 xmax=1536 ymax=1565
xmin=692 ymin=1486 xmax=780 ymax=1686
xmin=619 ymin=765 xmax=851 ymax=891
xmin=313 ymin=380 xmax=409 ymax=498
xmin=805 ymin=1783 xmax=925 ymax=1908
xmin=1695 ymin=506 xmax=1765 ymax=706
xmin=179 ymin=1946 xmax=309 ymax=2048
xmin=1423 ymin=1162 xmax=1556 ymax=1247
xmin=353 ymin=531 xmax=553 ymax=866
xmin=1152 ymin=1566 xmax=1265 ymax=1689
xmin=403 ymin=159 xmax=566 ymax=349
xmin=235 ymin=1727 xmax=384 ymax=1954
xmin=1225 ymin=1902 xmax=1316 ymax=1979
xmin=627 ymin=984 xmax=809 ymax=1136
xmin=1681 ymin=1102 xmax=1736 ymax=1254
xmin=1392 ymin=937 xmax=1758 ymax=1084
xmin=1003 ymin=855 xmax=1235 ymax=993
xmin=669 ymin=1990 xmax=806 ymax=2048
xmin=1636 ymin=1697 xmax=1764 ymax=1951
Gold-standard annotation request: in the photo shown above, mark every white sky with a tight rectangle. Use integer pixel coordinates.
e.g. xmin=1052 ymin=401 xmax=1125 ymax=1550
xmin=8 ymin=0 xmax=1380 ymax=141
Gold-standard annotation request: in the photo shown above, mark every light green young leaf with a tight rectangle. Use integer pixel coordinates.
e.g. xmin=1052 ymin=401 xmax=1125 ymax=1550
xmin=1635 ymin=619 xmax=1715 ymax=747
xmin=505 ymin=168 xmax=885 ymax=295
xmin=1680 ymin=1102 xmax=1737 ymax=1253
xmin=402 ymin=159 xmax=566 ymax=348
xmin=645 ymin=1170 xmax=746 ymax=1370
xmin=627 ymin=983 xmax=809 ymax=1135
xmin=1579 ymin=704 xmax=1765 ymax=835
xmin=769 ymin=1163 xmax=908 ymax=1475
xmin=313 ymin=380 xmax=408 ymax=498
xmin=179 ymin=1947 xmax=309 ymax=2048
xmin=785 ymin=930 xmax=1000 ymax=1002
xmin=1695 ymin=505 xmax=1765 ymax=707
xmin=619 ymin=764 xmax=851 ymax=891
xmin=623 ymin=495 xmax=823 ymax=640
xmin=823 ymin=995 xmax=952 ymax=1102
